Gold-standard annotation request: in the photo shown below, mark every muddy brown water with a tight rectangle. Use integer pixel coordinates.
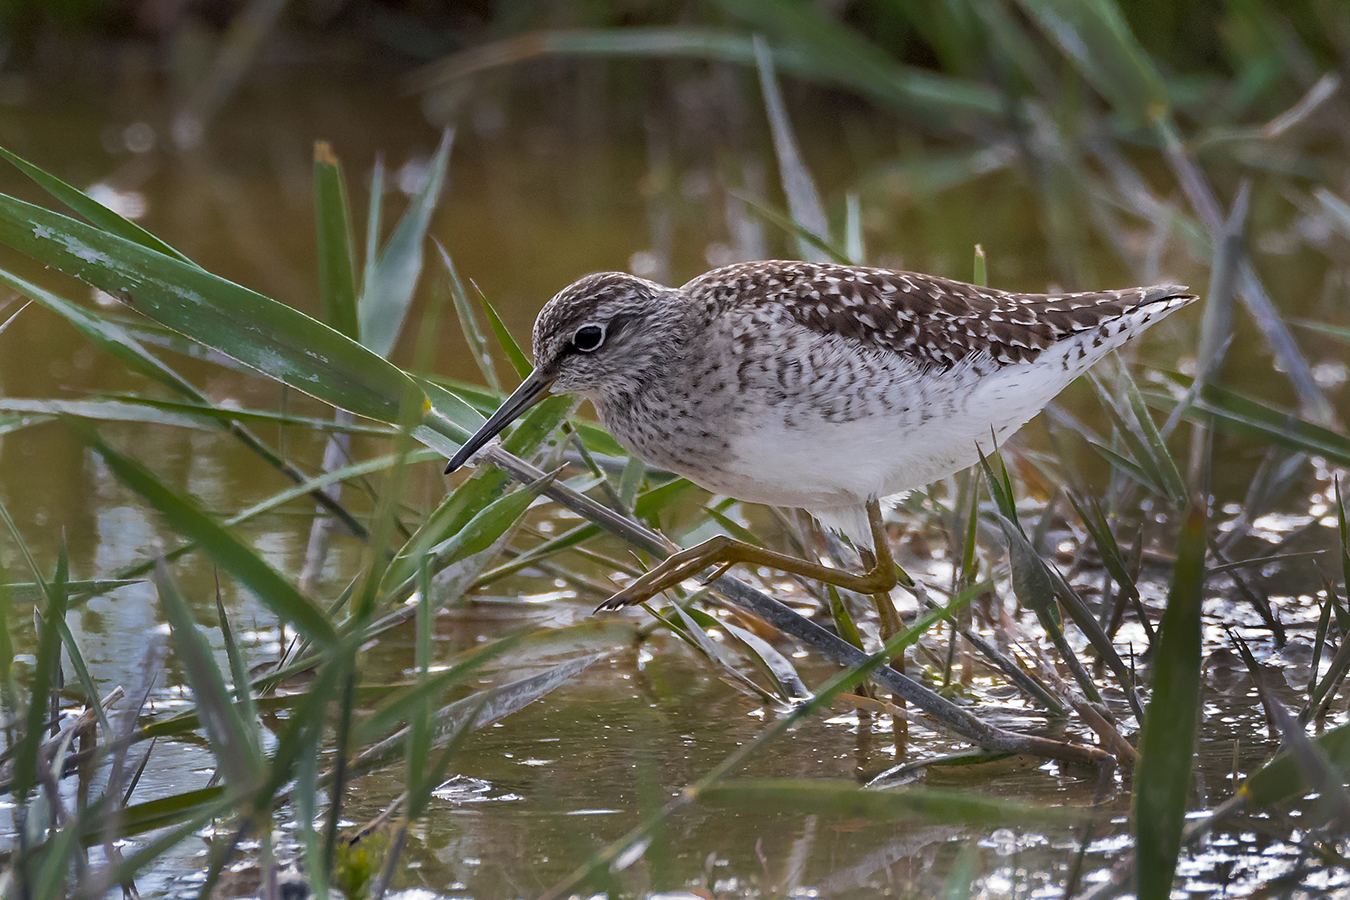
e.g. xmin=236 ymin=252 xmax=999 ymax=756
xmin=0 ymin=55 xmax=1347 ymax=898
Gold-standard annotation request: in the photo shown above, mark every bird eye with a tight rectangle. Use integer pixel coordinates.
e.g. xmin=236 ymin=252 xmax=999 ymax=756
xmin=573 ymin=324 xmax=606 ymax=352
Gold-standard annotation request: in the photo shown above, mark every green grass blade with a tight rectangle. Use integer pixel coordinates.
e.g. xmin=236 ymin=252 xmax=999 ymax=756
xmin=34 ymin=821 xmax=80 ymax=899
xmin=154 ymin=561 xmax=263 ymax=790
xmin=214 ymin=579 xmax=257 ymax=725
xmin=845 ymin=193 xmax=863 ymax=264
xmin=722 ymin=621 xmax=810 ymax=699
xmin=0 ymin=145 xmax=194 ymax=264
xmin=313 ymin=141 xmax=361 ymax=340
xmin=753 ymin=34 xmax=830 ymax=262
xmin=1134 ymin=500 xmax=1207 ymax=899
xmin=47 ymin=538 xmax=111 ymax=734
xmin=0 ymin=558 xmax=14 ymax=719
xmin=713 ymin=0 xmax=1001 ymax=119
xmin=429 ymin=474 xmax=554 ymax=569
xmin=413 ymin=26 xmax=1001 ymax=121
xmin=826 ymin=585 xmax=866 ymax=652
xmin=1087 ymin=438 xmax=1168 ymax=496
xmin=1017 ymin=0 xmax=1168 ymax=126
xmin=617 ymin=455 xmax=646 ymax=509
xmin=480 ymin=292 xmax=533 ymax=379
xmin=1067 ymin=492 xmax=1142 ymax=613
xmin=701 ymin=779 xmax=1083 ymax=826
xmin=437 ymin=241 xmax=499 ymax=394
xmin=0 ymin=398 xmax=212 ymax=430
xmin=361 ymin=156 xmax=385 ymax=302
xmin=1292 ymin=319 xmax=1350 ymax=344
xmin=358 ymin=129 xmax=453 ymax=358
xmin=351 ymin=652 xmax=610 ymax=781
xmin=1089 ymin=374 xmax=1175 ymax=500
xmin=0 ymin=267 xmax=201 ymax=401
xmin=83 ymin=428 xmax=337 ymax=647
xmin=383 ymin=395 xmax=572 ymax=592
xmin=1238 ymin=723 xmax=1350 ymax=810
xmin=975 ymin=444 xmax=1019 ymax=528
xmin=356 ymin=636 xmax=519 ymax=744
xmin=728 ymin=188 xmax=851 ymax=264
xmin=1337 ymin=478 xmax=1349 ymax=607
xmin=89 ymin=395 xmax=396 ymax=434
xmin=1118 ymin=364 xmax=1187 ymax=503
xmin=0 ymin=188 xmax=417 ymax=423
xmin=1149 ymin=377 xmax=1350 ymax=469
xmin=12 ymin=541 xmax=64 ymax=802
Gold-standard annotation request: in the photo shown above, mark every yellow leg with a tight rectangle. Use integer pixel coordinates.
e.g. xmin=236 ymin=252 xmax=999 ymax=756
xmin=597 ymin=500 xmax=899 ymax=610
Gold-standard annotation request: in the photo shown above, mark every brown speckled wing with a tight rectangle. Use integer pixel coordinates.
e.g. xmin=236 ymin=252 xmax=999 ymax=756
xmin=683 ymin=261 xmax=1192 ymax=368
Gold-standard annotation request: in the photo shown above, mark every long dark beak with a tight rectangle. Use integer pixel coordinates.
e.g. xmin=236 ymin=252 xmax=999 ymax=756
xmin=445 ymin=371 xmax=555 ymax=473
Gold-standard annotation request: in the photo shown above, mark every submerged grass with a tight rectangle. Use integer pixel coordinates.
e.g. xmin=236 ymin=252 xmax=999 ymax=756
xmin=0 ymin=0 xmax=1348 ymax=896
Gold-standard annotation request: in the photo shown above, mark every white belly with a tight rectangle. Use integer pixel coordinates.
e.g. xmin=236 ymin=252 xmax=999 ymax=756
xmin=684 ymin=334 xmax=1106 ymax=541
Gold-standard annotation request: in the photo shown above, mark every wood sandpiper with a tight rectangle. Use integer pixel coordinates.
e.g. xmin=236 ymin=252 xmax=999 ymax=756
xmin=445 ymin=260 xmax=1196 ymax=610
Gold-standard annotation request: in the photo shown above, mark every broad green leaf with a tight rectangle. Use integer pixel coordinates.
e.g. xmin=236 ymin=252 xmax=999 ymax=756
xmin=154 ymin=562 xmax=263 ymax=791
xmin=359 ymin=129 xmax=453 ymax=358
xmin=0 ymin=188 xmax=417 ymax=423
xmin=84 ymin=429 xmax=337 ymax=647
xmin=313 ymin=141 xmax=360 ymax=340
xmin=1134 ymin=500 xmax=1207 ymax=900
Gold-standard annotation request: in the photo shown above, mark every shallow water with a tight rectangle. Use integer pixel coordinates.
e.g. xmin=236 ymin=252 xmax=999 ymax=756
xmin=0 ymin=49 xmax=1348 ymax=899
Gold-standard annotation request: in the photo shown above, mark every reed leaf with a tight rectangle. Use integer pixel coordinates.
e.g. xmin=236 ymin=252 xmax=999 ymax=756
xmin=1134 ymin=500 xmax=1207 ymax=899
xmin=313 ymin=141 xmax=361 ymax=340
xmin=358 ymin=129 xmax=453 ymax=358
xmin=0 ymin=145 xmax=193 ymax=264
xmin=84 ymin=429 xmax=337 ymax=647
xmin=701 ymin=779 xmax=1084 ymax=826
xmin=0 ymin=186 xmax=417 ymax=423
xmin=154 ymin=561 xmax=263 ymax=792
xmin=1017 ymin=0 xmax=1168 ymax=126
